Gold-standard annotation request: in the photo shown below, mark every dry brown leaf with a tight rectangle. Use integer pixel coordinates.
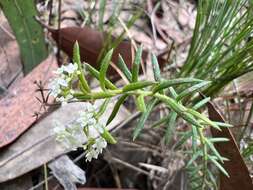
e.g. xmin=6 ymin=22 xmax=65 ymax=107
xmin=0 ymin=55 xmax=57 ymax=148
xmin=207 ymin=100 xmax=253 ymax=190
xmin=0 ymin=100 xmax=129 ymax=183
xmin=49 ymin=26 xmax=166 ymax=81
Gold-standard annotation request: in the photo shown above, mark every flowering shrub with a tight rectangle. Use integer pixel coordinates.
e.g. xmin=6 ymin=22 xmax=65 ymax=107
xmin=48 ymin=42 xmax=230 ymax=188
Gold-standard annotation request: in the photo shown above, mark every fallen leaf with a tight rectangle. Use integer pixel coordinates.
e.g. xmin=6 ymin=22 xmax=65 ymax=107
xmin=207 ymin=100 xmax=253 ymax=190
xmin=49 ymin=26 xmax=166 ymax=81
xmin=0 ymin=100 xmax=129 ymax=183
xmin=0 ymin=55 xmax=58 ymax=148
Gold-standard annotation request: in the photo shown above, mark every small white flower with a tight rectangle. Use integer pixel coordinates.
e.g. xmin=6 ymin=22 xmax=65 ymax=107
xmin=93 ymin=137 xmax=107 ymax=154
xmin=84 ymin=102 xmax=96 ymax=112
xmin=57 ymin=78 xmax=68 ymax=87
xmin=85 ymin=149 xmax=99 ymax=162
xmin=56 ymin=94 xmax=74 ymax=105
xmin=64 ymin=63 xmax=78 ymax=74
xmin=87 ymin=118 xmax=96 ymax=126
xmin=53 ymin=67 xmax=64 ymax=74
xmin=48 ymin=79 xmax=61 ymax=97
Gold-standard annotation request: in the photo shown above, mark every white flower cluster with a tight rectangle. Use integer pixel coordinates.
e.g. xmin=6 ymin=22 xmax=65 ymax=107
xmin=54 ymin=103 xmax=108 ymax=162
xmin=48 ymin=63 xmax=80 ymax=105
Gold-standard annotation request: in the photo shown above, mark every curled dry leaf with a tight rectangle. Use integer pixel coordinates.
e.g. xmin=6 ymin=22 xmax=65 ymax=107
xmin=207 ymin=100 xmax=253 ymax=190
xmin=49 ymin=26 xmax=166 ymax=81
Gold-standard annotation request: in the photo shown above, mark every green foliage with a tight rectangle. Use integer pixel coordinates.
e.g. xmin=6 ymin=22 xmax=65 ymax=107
xmin=179 ymin=0 xmax=253 ymax=97
xmin=99 ymin=49 xmax=114 ymax=91
xmin=73 ymin=42 xmax=90 ymax=93
xmin=0 ymin=0 xmax=47 ymax=74
xmin=118 ymin=54 xmax=132 ymax=81
xmin=132 ymin=45 xmax=143 ymax=82
xmin=176 ymin=1 xmax=253 ymax=187
xmin=64 ymin=43 xmax=230 ymax=190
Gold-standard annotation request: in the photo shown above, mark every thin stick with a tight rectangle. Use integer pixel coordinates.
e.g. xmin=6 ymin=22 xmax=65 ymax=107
xmin=43 ymin=164 xmax=49 ymax=190
xmin=56 ymin=0 xmax=62 ymax=66
xmin=109 ymin=156 xmax=162 ymax=181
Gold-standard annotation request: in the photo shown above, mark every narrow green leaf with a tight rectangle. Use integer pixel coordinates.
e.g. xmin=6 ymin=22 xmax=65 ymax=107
xmin=208 ymin=138 xmax=229 ymax=143
xmin=132 ymin=45 xmax=143 ymax=82
xmin=165 ymin=111 xmax=177 ymax=144
xmin=95 ymin=98 xmax=111 ymax=119
xmin=208 ymin=155 xmax=229 ymax=177
xmin=84 ymin=63 xmax=117 ymax=90
xmin=174 ymin=131 xmax=192 ymax=149
xmin=151 ymin=115 xmax=171 ymax=128
xmin=151 ymin=53 xmax=162 ymax=82
xmin=186 ymin=150 xmax=202 ymax=168
xmin=133 ymin=99 xmax=157 ymax=140
xmin=209 ymin=155 xmax=229 ymax=162
xmin=169 ymin=87 xmax=178 ymax=99
xmin=214 ymin=122 xmax=233 ymax=128
xmin=106 ymin=94 xmax=128 ymax=125
xmin=118 ymin=54 xmax=132 ymax=81
xmin=187 ymin=108 xmax=220 ymax=130
xmin=122 ymin=81 xmax=155 ymax=92
xmin=191 ymin=125 xmax=198 ymax=153
xmin=192 ymin=97 xmax=211 ymax=110
xmin=152 ymin=78 xmax=203 ymax=94
xmin=73 ymin=42 xmax=90 ymax=93
xmin=155 ymin=94 xmax=203 ymax=128
xmin=136 ymin=95 xmax=146 ymax=112
xmin=99 ymin=49 xmax=114 ymax=91
xmin=207 ymin=169 xmax=219 ymax=189
xmin=205 ymin=139 xmax=223 ymax=163
xmin=176 ymin=81 xmax=211 ymax=101
xmin=0 ymin=0 xmax=48 ymax=74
